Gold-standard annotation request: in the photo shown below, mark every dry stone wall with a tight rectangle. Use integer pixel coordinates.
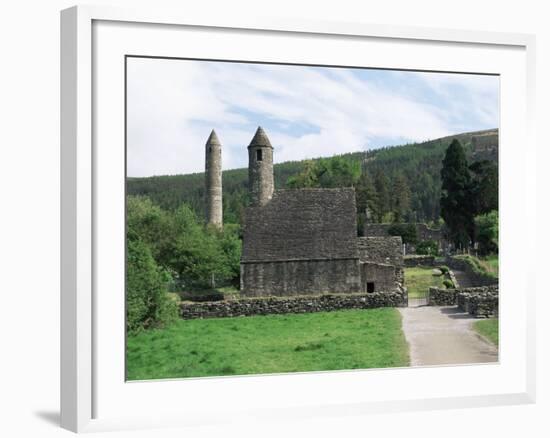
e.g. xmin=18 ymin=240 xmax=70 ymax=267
xmin=457 ymin=286 xmax=499 ymax=317
xmin=180 ymin=291 xmax=408 ymax=319
xmin=428 ymin=287 xmax=457 ymax=306
xmin=429 ymin=285 xmax=499 ymax=317
xmin=404 ymin=255 xmax=435 ymax=267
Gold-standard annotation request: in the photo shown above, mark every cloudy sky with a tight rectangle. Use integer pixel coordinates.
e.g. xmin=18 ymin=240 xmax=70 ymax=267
xmin=127 ymin=57 xmax=499 ymax=177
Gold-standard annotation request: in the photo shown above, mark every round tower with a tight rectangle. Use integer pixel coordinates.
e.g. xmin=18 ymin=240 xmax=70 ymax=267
xmin=248 ymin=126 xmax=274 ymax=206
xmin=205 ymin=129 xmax=223 ymax=227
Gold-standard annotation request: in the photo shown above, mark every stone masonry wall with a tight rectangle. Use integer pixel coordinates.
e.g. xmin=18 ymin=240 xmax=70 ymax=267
xmin=241 ymin=258 xmax=361 ymax=297
xmin=357 ymin=236 xmax=403 ymax=266
xmin=429 ymin=285 xmax=499 ymax=318
xmin=364 ymin=223 xmax=444 ymax=243
xmin=457 ymin=286 xmax=499 ymax=318
xmin=428 ymin=287 xmax=457 ymax=306
xmin=180 ymin=291 xmax=408 ymax=319
xmin=404 ymin=255 xmax=435 ymax=267
xmin=361 ymin=262 xmax=401 ymax=293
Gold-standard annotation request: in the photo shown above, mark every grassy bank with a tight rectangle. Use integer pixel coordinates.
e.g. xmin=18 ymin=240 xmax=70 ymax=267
xmin=478 ymin=255 xmax=499 ymax=278
xmin=127 ymin=308 xmax=409 ymax=380
xmin=473 ymin=318 xmax=499 ymax=346
xmin=404 ymin=267 xmax=446 ymax=298
xmin=455 ymin=254 xmax=499 ymax=279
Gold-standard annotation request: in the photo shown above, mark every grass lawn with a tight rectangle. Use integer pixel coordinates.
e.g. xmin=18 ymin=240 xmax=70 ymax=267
xmin=404 ymin=267 xmax=446 ymax=298
xmin=473 ymin=318 xmax=499 ymax=346
xmin=127 ymin=308 xmax=409 ymax=380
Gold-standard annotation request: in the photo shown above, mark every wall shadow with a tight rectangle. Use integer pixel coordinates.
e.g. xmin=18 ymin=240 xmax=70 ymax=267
xmin=34 ymin=410 xmax=59 ymax=427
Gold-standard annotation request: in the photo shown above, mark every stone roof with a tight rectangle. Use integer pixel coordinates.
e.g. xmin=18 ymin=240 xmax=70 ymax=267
xmin=247 ymin=126 xmax=273 ymax=149
xmin=206 ymin=129 xmax=221 ymax=146
xmin=357 ymin=236 xmax=403 ymax=266
xmin=242 ymin=188 xmax=358 ymax=263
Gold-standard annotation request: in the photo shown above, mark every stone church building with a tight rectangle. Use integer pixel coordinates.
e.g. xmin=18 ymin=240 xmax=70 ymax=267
xmin=204 ymin=127 xmax=404 ymax=297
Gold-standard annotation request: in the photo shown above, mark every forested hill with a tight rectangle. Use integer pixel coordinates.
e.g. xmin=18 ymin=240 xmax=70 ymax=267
xmin=127 ymin=128 xmax=498 ymax=224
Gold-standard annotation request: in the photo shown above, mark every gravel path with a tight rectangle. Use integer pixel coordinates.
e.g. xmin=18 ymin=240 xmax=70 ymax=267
xmin=398 ymin=306 xmax=498 ymax=366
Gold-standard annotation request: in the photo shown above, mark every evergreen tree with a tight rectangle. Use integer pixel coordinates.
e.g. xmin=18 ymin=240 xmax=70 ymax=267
xmin=391 ymin=173 xmax=411 ymax=222
xmin=470 ymin=160 xmax=498 ymax=215
xmin=440 ymin=139 xmax=475 ymax=248
xmin=373 ymin=170 xmax=391 ymax=221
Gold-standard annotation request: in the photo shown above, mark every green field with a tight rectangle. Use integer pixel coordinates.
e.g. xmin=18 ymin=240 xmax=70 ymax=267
xmin=473 ymin=318 xmax=499 ymax=346
xmin=404 ymin=267 xmax=447 ymax=298
xmin=127 ymin=308 xmax=409 ymax=380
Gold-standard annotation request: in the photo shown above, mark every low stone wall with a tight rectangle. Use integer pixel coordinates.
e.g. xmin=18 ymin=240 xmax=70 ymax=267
xmin=180 ymin=291 xmax=408 ymax=319
xmin=429 ymin=285 xmax=498 ymax=317
xmin=446 ymin=256 xmax=498 ymax=287
xmin=457 ymin=286 xmax=499 ymax=318
xmin=404 ymin=255 xmax=435 ymax=267
xmin=428 ymin=287 xmax=457 ymax=306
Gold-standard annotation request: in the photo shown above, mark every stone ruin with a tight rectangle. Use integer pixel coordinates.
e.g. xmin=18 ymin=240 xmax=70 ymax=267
xmin=204 ymin=126 xmax=404 ymax=299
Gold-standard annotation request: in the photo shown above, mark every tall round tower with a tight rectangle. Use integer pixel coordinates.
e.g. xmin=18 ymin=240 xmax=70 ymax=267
xmin=248 ymin=126 xmax=274 ymax=206
xmin=205 ymin=129 xmax=223 ymax=227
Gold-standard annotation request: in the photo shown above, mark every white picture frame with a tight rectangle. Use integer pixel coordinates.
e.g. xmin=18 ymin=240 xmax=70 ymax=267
xmin=60 ymin=5 xmax=537 ymax=433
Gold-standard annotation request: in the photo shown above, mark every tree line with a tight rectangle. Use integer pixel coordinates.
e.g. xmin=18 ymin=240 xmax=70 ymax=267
xmin=127 ymin=131 xmax=497 ymax=227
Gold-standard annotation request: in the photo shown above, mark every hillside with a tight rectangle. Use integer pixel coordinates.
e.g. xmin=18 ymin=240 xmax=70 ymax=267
xmin=127 ymin=128 xmax=498 ymax=224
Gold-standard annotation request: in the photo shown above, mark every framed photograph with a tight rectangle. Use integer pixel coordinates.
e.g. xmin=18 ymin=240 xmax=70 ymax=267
xmin=61 ymin=5 xmax=536 ymax=433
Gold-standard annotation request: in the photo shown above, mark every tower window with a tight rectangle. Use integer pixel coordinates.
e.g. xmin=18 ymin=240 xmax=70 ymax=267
xmin=256 ymin=149 xmax=263 ymax=161
xmin=367 ymin=282 xmax=375 ymax=293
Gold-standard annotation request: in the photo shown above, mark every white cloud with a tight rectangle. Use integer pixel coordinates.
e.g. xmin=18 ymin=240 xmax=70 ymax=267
xmin=127 ymin=59 xmax=499 ymax=177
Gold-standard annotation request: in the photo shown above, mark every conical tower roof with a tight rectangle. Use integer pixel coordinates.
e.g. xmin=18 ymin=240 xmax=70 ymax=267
xmin=248 ymin=126 xmax=273 ymax=148
xmin=206 ymin=129 xmax=221 ymax=146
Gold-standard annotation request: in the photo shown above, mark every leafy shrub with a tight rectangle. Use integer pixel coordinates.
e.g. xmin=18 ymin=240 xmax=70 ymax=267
xmin=439 ymin=265 xmax=449 ymax=274
xmin=443 ymin=279 xmax=454 ymax=289
xmin=387 ymin=223 xmax=418 ymax=245
xmin=127 ymin=239 xmax=179 ymax=334
xmin=416 ymin=239 xmax=439 ymax=256
xmin=475 ymin=210 xmax=498 ymax=255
